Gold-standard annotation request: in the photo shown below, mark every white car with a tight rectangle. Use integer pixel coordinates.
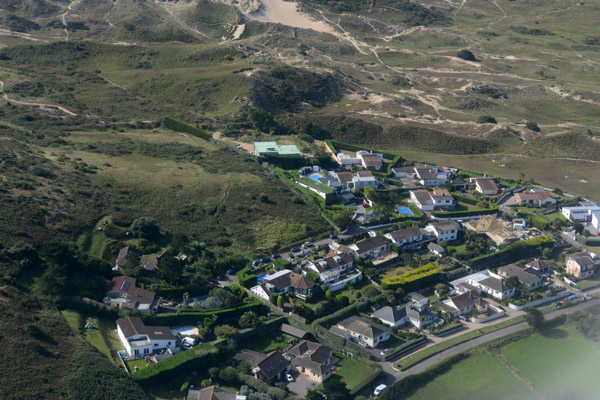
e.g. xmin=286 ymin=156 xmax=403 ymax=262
xmin=583 ymin=293 xmax=593 ymax=300
xmin=284 ymin=373 xmax=294 ymax=382
xmin=374 ymin=384 xmax=387 ymax=396
xmin=380 ymin=349 xmax=389 ymax=356
xmin=358 ymin=341 xmax=369 ymax=348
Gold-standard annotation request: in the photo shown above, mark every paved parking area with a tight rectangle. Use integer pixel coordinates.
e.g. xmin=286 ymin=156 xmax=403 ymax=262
xmin=286 ymin=371 xmax=318 ymax=397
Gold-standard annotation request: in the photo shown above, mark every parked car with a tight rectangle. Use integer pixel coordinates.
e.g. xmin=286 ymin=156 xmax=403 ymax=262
xmin=302 ymin=241 xmax=314 ymax=248
xmin=226 ymin=269 xmax=234 ymax=275
xmin=358 ymin=341 xmax=369 ymax=348
xmin=252 ymin=260 xmax=260 ymax=267
xmin=290 ymin=247 xmax=300 ymax=253
xmin=284 ymin=373 xmax=294 ymax=382
xmin=459 ymin=315 xmax=468 ymax=322
xmin=329 ymin=234 xmax=338 ymax=239
xmin=374 ymin=384 xmax=387 ymax=396
xmin=271 ymin=254 xmax=281 ymax=260
xmin=380 ymin=349 xmax=389 ymax=356
xmin=496 ymin=305 xmax=505 ymax=312
xmin=262 ymin=257 xmax=272 ymax=264
xmin=554 ymin=302 xmax=562 ymax=307
xmin=583 ymin=293 xmax=593 ymax=300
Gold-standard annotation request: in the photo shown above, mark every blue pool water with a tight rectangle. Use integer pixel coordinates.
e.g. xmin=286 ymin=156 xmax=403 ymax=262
xmin=171 ymin=326 xmax=197 ymax=336
xmin=308 ymin=173 xmax=321 ymax=182
xmin=256 ymin=274 xmax=267 ymax=283
xmin=397 ymin=207 xmax=414 ymax=216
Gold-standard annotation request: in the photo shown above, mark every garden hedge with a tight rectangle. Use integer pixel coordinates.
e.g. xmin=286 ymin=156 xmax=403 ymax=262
xmin=381 ymin=264 xmax=442 ymax=290
xmin=260 ymin=154 xmax=306 ymax=169
xmin=164 ymin=117 xmax=212 ymax=141
xmin=328 ymin=140 xmax=399 ymax=160
xmin=155 ymin=284 xmax=208 ymax=298
xmin=431 ymin=194 xmax=498 ymax=218
xmin=146 ymin=298 xmax=263 ymax=326
xmin=387 ymin=155 xmax=403 ymax=177
xmin=237 ymin=267 xmax=258 ymax=288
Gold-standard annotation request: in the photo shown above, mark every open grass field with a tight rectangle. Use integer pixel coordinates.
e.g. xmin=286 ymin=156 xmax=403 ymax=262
xmin=501 ymin=326 xmax=600 ymax=400
xmin=407 ymin=352 xmax=535 ymax=400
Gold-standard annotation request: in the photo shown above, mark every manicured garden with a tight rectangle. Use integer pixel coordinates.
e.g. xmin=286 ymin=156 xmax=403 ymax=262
xmin=328 ymin=355 xmax=381 ymax=395
xmin=246 ymin=330 xmax=295 ymax=353
xmin=61 ymin=310 xmax=122 ymax=363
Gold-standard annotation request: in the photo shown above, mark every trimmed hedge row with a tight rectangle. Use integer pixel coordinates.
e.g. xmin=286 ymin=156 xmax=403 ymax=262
xmin=259 ymin=153 xmax=306 ymax=169
xmin=325 ymin=139 xmax=337 ymax=154
xmin=328 ymin=140 xmax=399 ymax=160
xmin=155 ymin=284 xmax=208 ymax=298
xmin=467 ymin=235 xmax=554 ymax=269
xmin=163 ymin=117 xmax=212 ymax=140
xmin=382 ymin=336 xmax=427 ymax=362
xmin=387 ymin=155 xmax=403 ymax=177
xmin=132 ymin=343 xmax=218 ymax=383
xmin=146 ymin=298 xmax=263 ymax=325
xmin=381 ymin=263 xmax=442 ymax=290
xmin=312 ymin=296 xmax=381 ymax=329
xmin=431 ymin=192 xmax=499 ymax=218
xmin=237 ymin=267 xmax=258 ymax=288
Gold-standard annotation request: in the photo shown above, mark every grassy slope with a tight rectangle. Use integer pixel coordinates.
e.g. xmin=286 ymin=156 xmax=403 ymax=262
xmin=500 ymin=326 xmax=600 ymax=400
xmin=407 ymin=353 xmax=536 ymax=400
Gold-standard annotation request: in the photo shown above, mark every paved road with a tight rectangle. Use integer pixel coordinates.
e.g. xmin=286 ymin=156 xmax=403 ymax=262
xmin=361 ymin=298 xmax=600 ymax=397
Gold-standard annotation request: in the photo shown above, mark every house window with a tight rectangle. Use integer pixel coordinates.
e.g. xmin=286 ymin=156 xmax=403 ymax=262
xmin=154 ymin=343 xmax=159 ymax=347
xmin=168 ymin=341 xmax=171 ymax=345
xmin=134 ymin=349 xmax=139 ymax=356
xmin=144 ymin=348 xmax=149 ymax=354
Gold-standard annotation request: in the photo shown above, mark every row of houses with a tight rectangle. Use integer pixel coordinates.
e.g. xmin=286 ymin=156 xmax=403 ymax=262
xmin=336 ymin=150 xmax=383 ymax=171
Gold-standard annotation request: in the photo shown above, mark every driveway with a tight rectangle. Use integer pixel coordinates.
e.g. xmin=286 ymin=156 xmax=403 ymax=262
xmin=286 ymin=371 xmax=318 ymax=397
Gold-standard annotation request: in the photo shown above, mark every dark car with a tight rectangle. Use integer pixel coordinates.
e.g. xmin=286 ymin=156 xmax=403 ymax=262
xmin=252 ymin=260 xmax=260 ymax=267
xmin=329 ymin=234 xmax=338 ymax=239
xmin=227 ymin=269 xmax=234 ymax=275
xmin=290 ymin=247 xmax=300 ymax=252
xmin=271 ymin=254 xmax=281 ymax=259
xmin=262 ymin=257 xmax=271 ymax=264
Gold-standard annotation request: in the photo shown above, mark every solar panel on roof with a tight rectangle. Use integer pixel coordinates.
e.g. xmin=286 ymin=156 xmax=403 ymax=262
xmin=121 ymin=281 xmax=130 ymax=291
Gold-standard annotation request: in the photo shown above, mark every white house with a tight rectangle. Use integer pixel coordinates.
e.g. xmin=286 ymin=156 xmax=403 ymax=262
xmin=451 ymin=270 xmax=515 ymax=299
xmin=117 ymin=317 xmax=179 ymax=358
xmin=337 ymin=152 xmax=362 ymax=166
xmin=514 ymin=192 xmax=557 ymax=207
xmin=392 ymin=167 xmax=417 ymax=179
xmin=425 ymin=220 xmax=460 ymax=243
xmin=330 ymin=316 xmax=390 ymax=348
xmin=410 ymin=189 xmax=454 ymax=211
xmin=415 ymin=168 xmax=448 ymax=186
xmin=348 ymin=236 xmax=391 ymax=259
xmin=428 ymin=242 xmax=446 ymax=257
xmin=105 ymin=276 xmax=160 ymax=312
xmin=251 ymin=270 xmax=315 ymax=301
xmin=357 ymin=151 xmax=383 ymax=171
xmin=470 ymin=177 xmax=499 ymax=196
xmin=384 ymin=226 xmax=432 ymax=250
xmin=304 ymin=254 xmax=361 ymax=291
xmin=563 ymin=205 xmax=600 ymax=221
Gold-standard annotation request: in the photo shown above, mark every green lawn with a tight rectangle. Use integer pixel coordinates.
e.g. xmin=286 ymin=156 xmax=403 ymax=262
xmin=246 ymin=331 xmax=294 ymax=353
xmin=127 ymin=359 xmax=151 ymax=375
xmin=501 ymin=326 xmax=600 ymax=400
xmin=543 ymin=212 xmax=568 ymax=222
xmin=62 ymin=310 xmax=122 ymax=363
xmin=330 ymin=356 xmax=381 ymax=395
xmin=407 ymin=353 xmax=535 ymax=400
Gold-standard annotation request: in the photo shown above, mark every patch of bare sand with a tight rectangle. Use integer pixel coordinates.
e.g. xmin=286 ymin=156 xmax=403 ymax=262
xmin=248 ymin=0 xmax=333 ymax=33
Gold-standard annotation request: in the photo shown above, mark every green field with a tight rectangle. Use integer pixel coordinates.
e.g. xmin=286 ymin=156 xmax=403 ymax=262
xmin=407 ymin=353 xmax=535 ymax=400
xmin=501 ymin=326 xmax=600 ymax=400
xmin=331 ymin=356 xmax=381 ymax=395
xmin=61 ymin=310 xmax=122 ymax=363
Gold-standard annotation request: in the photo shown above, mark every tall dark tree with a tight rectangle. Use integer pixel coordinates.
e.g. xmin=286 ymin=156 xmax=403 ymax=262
xmin=525 ymin=307 xmax=545 ymax=330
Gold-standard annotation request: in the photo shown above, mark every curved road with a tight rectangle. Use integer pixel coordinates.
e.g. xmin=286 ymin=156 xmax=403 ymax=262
xmin=363 ymin=298 xmax=600 ymax=396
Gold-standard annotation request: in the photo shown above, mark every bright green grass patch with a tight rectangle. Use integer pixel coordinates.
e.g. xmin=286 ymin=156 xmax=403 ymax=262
xmin=246 ymin=330 xmax=294 ymax=353
xmin=61 ymin=310 xmax=122 ymax=363
xmin=331 ymin=356 xmax=381 ymax=395
xmin=501 ymin=326 xmax=600 ymax=400
xmin=407 ymin=352 xmax=535 ymax=400
xmin=543 ymin=212 xmax=568 ymax=222
xmin=127 ymin=359 xmax=151 ymax=375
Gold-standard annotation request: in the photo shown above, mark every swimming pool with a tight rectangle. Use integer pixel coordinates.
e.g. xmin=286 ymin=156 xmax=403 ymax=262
xmin=308 ymin=173 xmax=321 ymax=182
xmin=171 ymin=326 xmax=198 ymax=336
xmin=397 ymin=207 xmax=414 ymax=216
xmin=256 ymin=274 xmax=267 ymax=283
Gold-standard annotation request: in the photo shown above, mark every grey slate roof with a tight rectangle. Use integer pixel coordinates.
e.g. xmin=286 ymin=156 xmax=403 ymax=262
xmin=371 ymin=305 xmax=408 ymax=325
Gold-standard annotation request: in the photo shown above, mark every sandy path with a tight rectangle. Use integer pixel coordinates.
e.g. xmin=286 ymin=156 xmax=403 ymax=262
xmin=0 ymin=80 xmax=77 ymax=116
xmin=248 ymin=0 xmax=333 ymax=34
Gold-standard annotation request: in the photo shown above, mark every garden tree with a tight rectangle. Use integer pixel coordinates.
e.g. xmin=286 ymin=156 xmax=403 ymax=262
xmin=306 ymin=389 xmax=326 ymax=400
xmin=211 ymin=287 xmax=239 ymax=308
xmin=573 ymin=222 xmax=584 ymax=234
xmin=247 ymin=107 xmax=278 ymax=133
xmin=239 ymin=311 xmax=260 ymax=328
xmin=525 ymin=307 xmax=545 ymax=330
xmin=363 ymin=267 xmax=379 ymax=279
xmin=129 ymin=217 xmax=160 ymax=239
xmin=209 ymin=367 xmax=221 ymax=379
xmin=37 ymin=264 xmax=67 ymax=296
xmin=325 ymin=289 xmax=333 ymax=299
xmin=457 ymin=49 xmax=476 ymax=61
xmin=158 ymin=257 xmax=184 ymax=285
xmin=204 ymin=315 xmax=219 ymax=330
xmin=401 ymin=253 xmax=419 ymax=268
xmin=435 ymin=283 xmax=449 ymax=298
xmin=201 ymin=379 xmax=212 ymax=388
xmin=236 ymin=361 xmax=252 ymax=375
xmin=171 ymin=232 xmax=189 ymax=252
xmin=219 ymin=367 xmax=238 ymax=382
xmin=313 ymin=303 xmax=325 ymax=317
xmin=323 ymin=376 xmax=351 ymax=400
xmin=362 ymin=284 xmax=380 ymax=298
xmin=277 ymin=295 xmax=284 ymax=308
xmin=506 ymin=276 xmax=521 ymax=289
xmin=214 ymin=324 xmax=238 ymax=338
xmin=269 ymin=292 xmax=279 ymax=304
xmin=525 ymin=121 xmax=540 ymax=132
xmin=336 ymin=294 xmax=350 ymax=307
xmin=583 ymin=230 xmax=591 ymax=238
xmin=476 ymin=115 xmax=497 ymax=124
xmin=182 ymin=292 xmax=190 ymax=309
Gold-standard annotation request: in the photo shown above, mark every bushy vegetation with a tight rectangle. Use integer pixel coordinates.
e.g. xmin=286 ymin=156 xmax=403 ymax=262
xmin=164 ymin=117 xmax=212 ymax=140
xmin=476 ymin=115 xmax=497 ymax=124
xmin=381 ymin=264 xmax=442 ymax=290
xmin=63 ymin=346 xmax=148 ymax=400
xmin=468 ymin=235 xmax=554 ymax=268
xmin=456 ymin=49 xmax=476 ymax=61
xmin=237 ymin=267 xmax=258 ymax=288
